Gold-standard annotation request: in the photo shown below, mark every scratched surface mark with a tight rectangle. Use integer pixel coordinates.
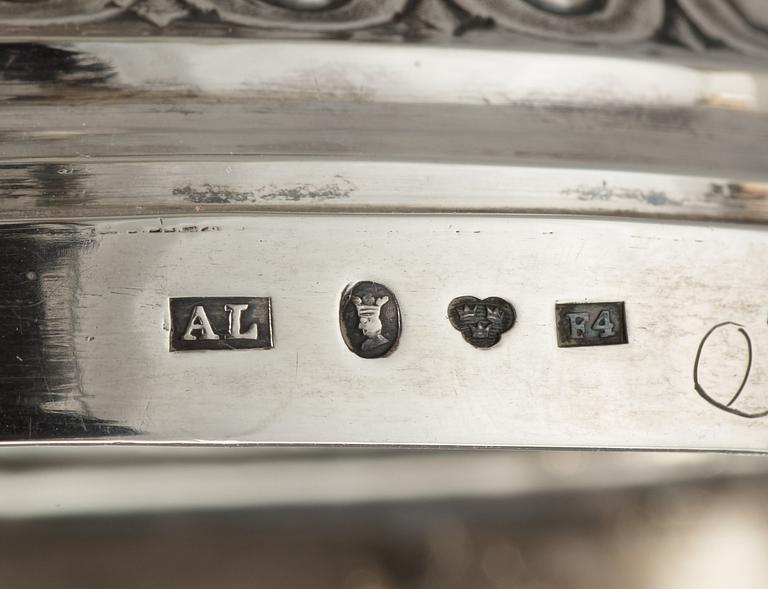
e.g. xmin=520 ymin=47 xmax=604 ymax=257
xmin=0 ymin=225 xmax=136 ymax=440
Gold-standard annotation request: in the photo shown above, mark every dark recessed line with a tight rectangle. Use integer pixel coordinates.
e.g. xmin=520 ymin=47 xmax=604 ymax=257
xmin=727 ymin=327 xmax=753 ymax=407
xmin=693 ymin=321 xmax=767 ymax=419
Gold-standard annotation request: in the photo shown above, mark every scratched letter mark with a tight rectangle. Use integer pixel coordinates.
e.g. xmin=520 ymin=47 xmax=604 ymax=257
xmin=693 ymin=320 xmax=768 ymax=419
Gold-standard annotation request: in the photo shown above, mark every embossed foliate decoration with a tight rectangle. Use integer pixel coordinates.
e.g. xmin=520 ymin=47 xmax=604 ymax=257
xmin=0 ymin=0 xmax=132 ymax=25
xmin=185 ymin=0 xmax=408 ymax=31
xmin=127 ymin=0 xmax=189 ymax=27
xmin=0 ymin=0 xmax=765 ymax=59
xmin=678 ymin=0 xmax=768 ymax=57
xmin=451 ymin=0 xmax=665 ymax=43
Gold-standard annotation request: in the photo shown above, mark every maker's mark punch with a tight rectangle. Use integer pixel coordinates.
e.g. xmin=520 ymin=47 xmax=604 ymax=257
xmin=169 ymin=297 xmax=273 ymax=351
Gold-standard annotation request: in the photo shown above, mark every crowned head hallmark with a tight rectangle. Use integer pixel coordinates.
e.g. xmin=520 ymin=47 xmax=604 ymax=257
xmin=339 ymin=281 xmax=400 ymax=358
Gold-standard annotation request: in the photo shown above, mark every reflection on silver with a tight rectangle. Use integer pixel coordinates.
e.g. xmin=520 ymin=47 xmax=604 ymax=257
xmin=452 ymin=0 xmax=664 ymax=42
xmin=1 ymin=3 xmax=768 ymax=451
xmin=184 ymin=0 xmax=406 ymax=30
xmin=0 ymin=447 xmax=764 ymax=519
xmin=0 ymin=216 xmax=766 ymax=450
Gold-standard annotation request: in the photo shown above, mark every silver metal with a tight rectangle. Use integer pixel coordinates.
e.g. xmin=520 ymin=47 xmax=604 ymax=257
xmin=2 ymin=2 xmax=768 ymax=451
xmin=0 ymin=215 xmax=767 ymax=450
xmin=0 ymin=447 xmax=766 ymax=519
xmin=1 ymin=39 xmax=768 ymax=222
xmin=0 ymin=0 xmax=765 ymax=60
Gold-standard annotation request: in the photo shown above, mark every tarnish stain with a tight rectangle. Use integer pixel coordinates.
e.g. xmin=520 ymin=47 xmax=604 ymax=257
xmin=563 ymin=183 xmax=683 ymax=207
xmin=0 ymin=44 xmax=115 ymax=86
xmin=99 ymin=225 xmax=221 ymax=236
xmin=704 ymin=182 xmax=768 ymax=209
xmin=699 ymin=94 xmax=754 ymax=111
xmin=173 ymin=175 xmax=356 ymax=205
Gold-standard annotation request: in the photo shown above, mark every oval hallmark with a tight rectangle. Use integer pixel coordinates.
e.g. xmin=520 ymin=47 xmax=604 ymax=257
xmin=339 ymin=281 xmax=400 ymax=358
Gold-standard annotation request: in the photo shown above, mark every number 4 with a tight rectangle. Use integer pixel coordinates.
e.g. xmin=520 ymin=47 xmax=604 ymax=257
xmin=591 ymin=309 xmax=616 ymax=338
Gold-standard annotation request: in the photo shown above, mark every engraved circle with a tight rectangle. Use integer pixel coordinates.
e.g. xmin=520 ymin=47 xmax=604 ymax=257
xmin=693 ymin=322 xmax=768 ymax=419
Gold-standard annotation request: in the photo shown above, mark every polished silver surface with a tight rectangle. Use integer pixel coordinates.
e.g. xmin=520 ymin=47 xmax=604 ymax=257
xmin=4 ymin=9 xmax=768 ymax=589
xmin=2 ymin=39 xmax=768 ymax=223
xmin=0 ymin=41 xmax=766 ymax=177
xmin=1 ymin=447 xmax=766 ymax=519
xmin=0 ymin=215 xmax=767 ymax=450
xmin=1 ymin=4 xmax=768 ymax=450
xmin=2 ymin=447 xmax=768 ymax=589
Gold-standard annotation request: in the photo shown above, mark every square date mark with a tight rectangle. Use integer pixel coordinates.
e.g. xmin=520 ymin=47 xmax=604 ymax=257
xmin=556 ymin=302 xmax=628 ymax=348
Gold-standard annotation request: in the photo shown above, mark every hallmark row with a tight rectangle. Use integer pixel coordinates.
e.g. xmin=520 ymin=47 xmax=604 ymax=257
xmin=169 ymin=280 xmax=627 ymax=358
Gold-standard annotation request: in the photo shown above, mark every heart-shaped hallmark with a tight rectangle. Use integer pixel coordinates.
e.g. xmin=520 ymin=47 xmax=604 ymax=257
xmin=448 ymin=296 xmax=516 ymax=349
